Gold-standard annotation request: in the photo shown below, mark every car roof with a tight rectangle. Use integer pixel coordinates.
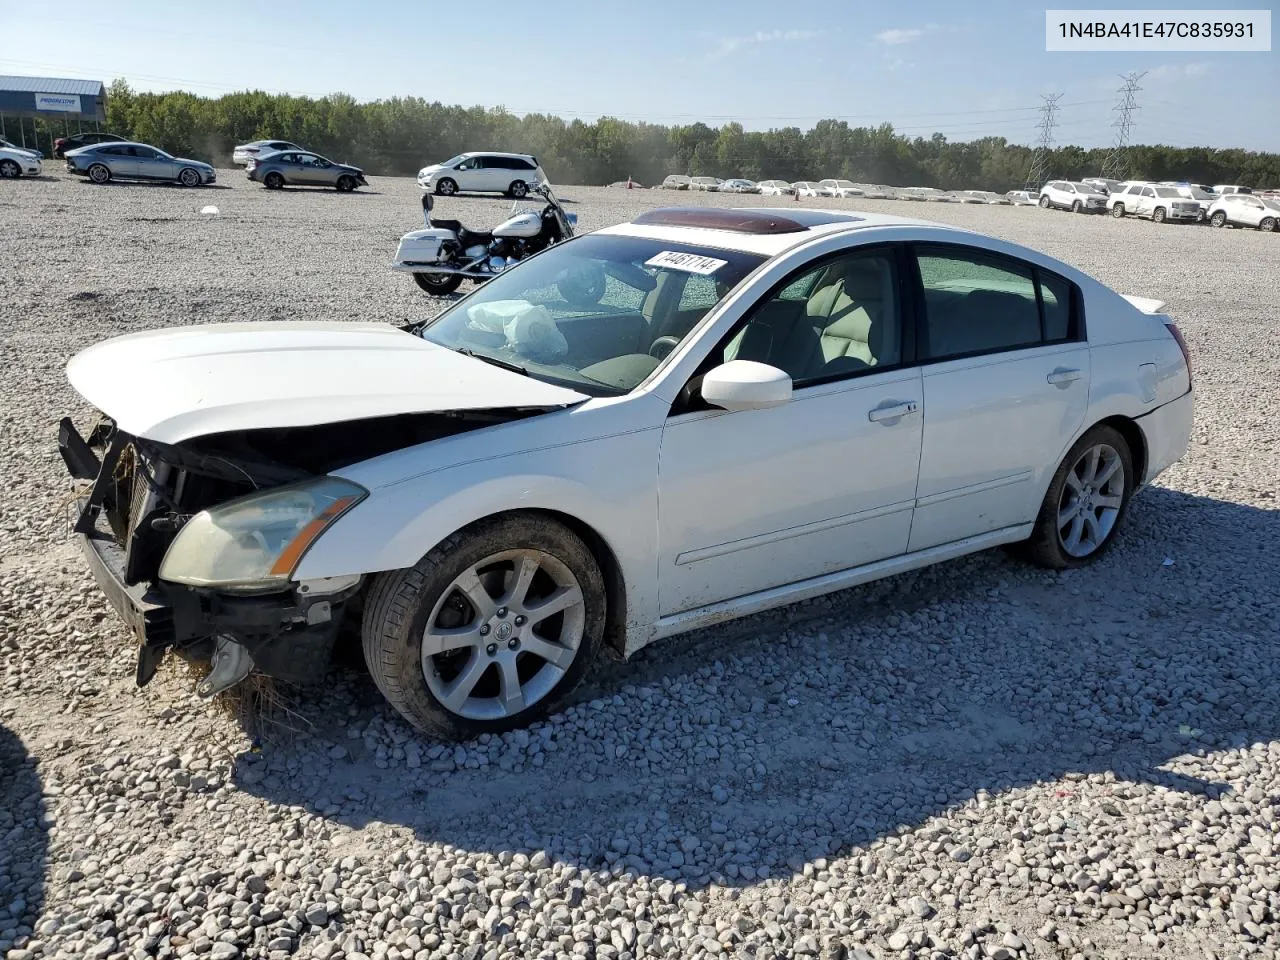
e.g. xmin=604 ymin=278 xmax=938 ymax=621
xmin=461 ymin=151 xmax=536 ymax=160
xmin=600 ymin=206 xmax=978 ymax=257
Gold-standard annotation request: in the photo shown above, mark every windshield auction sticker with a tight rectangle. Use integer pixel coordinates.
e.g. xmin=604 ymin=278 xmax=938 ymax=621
xmin=645 ymin=251 xmax=729 ymax=274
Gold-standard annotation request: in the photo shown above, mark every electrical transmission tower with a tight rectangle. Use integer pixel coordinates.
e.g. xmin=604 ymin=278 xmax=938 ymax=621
xmin=1024 ymin=93 xmax=1063 ymax=192
xmin=1101 ymin=71 xmax=1146 ymax=181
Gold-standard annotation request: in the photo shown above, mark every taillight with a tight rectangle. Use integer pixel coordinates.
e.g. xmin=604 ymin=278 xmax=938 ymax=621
xmin=1166 ymin=321 xmax=1192 ymax=384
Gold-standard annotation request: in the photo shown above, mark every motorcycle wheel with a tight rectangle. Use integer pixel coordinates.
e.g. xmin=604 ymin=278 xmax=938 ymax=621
xmin=556 ymin=263 xmax=607 ymax=308
xmin=413 ymin=272 xmax=463 ymax=295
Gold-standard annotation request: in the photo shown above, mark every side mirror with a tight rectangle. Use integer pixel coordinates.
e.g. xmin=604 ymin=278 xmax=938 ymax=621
xmin=700 ymin=360 xmax=792 ymax=412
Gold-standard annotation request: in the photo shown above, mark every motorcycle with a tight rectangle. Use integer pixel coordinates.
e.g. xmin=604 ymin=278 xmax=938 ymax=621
xmin=391 ymin=182 xmax=605 ymax=305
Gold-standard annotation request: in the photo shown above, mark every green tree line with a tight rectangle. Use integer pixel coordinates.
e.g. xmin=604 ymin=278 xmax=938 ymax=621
xmin=39 ymin=79 xmax=1280 ymax=190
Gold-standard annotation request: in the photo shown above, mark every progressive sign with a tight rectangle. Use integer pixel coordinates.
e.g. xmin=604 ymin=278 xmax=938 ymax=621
xmin=36 ymin=94 xmax=82 ymax=113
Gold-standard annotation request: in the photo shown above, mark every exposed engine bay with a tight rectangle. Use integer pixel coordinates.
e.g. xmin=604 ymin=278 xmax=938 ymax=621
xmin=58 ymin=406 xmax=550 ymax=692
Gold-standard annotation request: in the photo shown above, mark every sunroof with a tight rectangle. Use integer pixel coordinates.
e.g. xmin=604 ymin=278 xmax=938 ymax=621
xmin=631 ymin=207 xmax=812 ymax=234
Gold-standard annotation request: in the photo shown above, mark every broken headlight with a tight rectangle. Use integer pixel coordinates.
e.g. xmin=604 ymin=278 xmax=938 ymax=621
xmin=158 ymin=477 xmax=366 ymax=593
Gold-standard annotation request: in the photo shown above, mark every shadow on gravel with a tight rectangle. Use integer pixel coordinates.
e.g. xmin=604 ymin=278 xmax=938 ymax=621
xmin=0 ymin=724 xmax=48 ymax=951
xmin=74 ymin=180 xmax=230 ymax=190
xmin=228 ymin=487 xmax=1280 ymax=889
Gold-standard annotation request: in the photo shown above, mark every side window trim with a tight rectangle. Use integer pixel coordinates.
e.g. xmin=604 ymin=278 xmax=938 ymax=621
xmin=906 ymin=241 xmax=1084 ymax=364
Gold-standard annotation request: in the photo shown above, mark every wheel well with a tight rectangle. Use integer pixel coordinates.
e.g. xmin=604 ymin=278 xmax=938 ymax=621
xmin=438 ymin=508 xmax=628 ymax=658
xmin=1094 ymin=415 xmax=1147 ymax=485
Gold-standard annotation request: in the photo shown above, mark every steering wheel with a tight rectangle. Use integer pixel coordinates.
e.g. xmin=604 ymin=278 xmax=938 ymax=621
xmin=648 ymin=336 xmax=680 ymax=360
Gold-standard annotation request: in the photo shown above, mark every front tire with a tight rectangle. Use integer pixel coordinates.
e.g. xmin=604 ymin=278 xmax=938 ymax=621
xmin=509 ymin=180 xmax=528 ymax=198
xmin=1153 ymin=206 xmax=1166 ymax=224
xmin=264 ymin=172 xmax=284 ymax=190
xmin=1260 ymin=217 xmax=1277 ymax=232
xmin=435 ymin=177 xmax=457 ymax=196
xmin=0 ymin=159 xmax=19 ymax=179
xmin=1021 ymin=426 xmax=1134 ymax=570
xmin=88 ymin=163 xmax=111 ymax=184
xmin=336 ymin=175 xmax=356 ymax=192
xmin=1039 ymin=195 xmax=1051 ymax=209
xmin=1071 ymin=200 xmax=1082 ymax=213
xmin=1111 ymin=203 xmax=1125 ymax=218
xmin=178 ymin=167 xmax=201 ymax=187
xmin=1210 ymin=211 xmax=1227 ymax=228
xmin=361 ymin=514 xmax=606 ymax=739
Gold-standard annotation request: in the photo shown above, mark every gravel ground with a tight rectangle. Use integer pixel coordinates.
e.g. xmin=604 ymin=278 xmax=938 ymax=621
xmin=1 ymin=173 xmax=1278 ymax=960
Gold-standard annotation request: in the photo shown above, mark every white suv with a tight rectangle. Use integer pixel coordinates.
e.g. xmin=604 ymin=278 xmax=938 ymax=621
xmin=1107 ymin=183 xmax=1201 ymax=223
xmin=1039 ymin=181 xmax=1108 ymax=213
xmin=1208 ymin=193 xmax=1280 ymax=231
xmin=417 ymin=152 xmax=547 ymax=197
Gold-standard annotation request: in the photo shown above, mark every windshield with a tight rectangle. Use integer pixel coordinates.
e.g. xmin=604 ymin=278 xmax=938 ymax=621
xmin=1187 ymin=187 xmax=1213 ymax=199
xmin=441 ymin=155 xmax=466 ymax=167
xmin=1153 ymin=187 xmax=1180 ymax=198
xmin=1262 ymin=199 xmax=1280 ymax=212
xmin=419 ymin=234 xmax=765 ymax=396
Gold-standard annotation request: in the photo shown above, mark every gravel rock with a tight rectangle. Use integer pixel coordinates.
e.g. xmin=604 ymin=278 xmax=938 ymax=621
xmin=3 ymin=178 xmax=1279 ymax=960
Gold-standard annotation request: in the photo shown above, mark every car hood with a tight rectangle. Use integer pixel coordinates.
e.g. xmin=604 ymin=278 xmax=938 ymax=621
xmin=66 ymin=321 xmax=589 ymax=444
xmin=419 ymin=164 xmax=446 ymax=176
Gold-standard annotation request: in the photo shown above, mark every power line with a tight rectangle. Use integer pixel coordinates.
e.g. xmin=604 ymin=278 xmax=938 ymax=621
xmin=1101 ymin=72 xmax=1146 ymax=180
xmin=1024 ymin=93 xmax=1063 ymax=191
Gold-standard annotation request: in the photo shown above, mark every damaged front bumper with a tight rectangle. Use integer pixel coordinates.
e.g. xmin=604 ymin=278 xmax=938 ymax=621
xmin=59 ymin=417 xmax=360 ymax=695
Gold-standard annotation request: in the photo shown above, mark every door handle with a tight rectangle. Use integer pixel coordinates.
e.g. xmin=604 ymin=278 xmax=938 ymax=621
xmin=867 ymin=400 xmax=919 ymax=423
xmin=1046 ymin=367 xmax=1082 ymax=387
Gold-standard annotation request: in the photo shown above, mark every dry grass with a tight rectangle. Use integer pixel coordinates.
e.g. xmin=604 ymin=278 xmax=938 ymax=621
xmin=174 ymin=658 xmax=313 ymax=743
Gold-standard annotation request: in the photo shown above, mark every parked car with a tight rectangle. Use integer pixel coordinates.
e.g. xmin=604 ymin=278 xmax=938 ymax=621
xmin=962 ymin=190 xmax=1012 ymax=205
xmin=719 ymin=179 xmax=759 ymax=194
xmin=1212 ymin=184 xmax=1252 ymax=196
xmin=247 ymin=150 xmax=368 ymax=192
xmin=53 ymin=132 xmax=127 ymax=159
xmin=232 ymin=140 xmax=305 ymax=166
xmin=59 ymin=204 xmax=1192 ymax=738
xmin=64 ymin=142 xmax=216 ymax=186
xmin=945 ymin=192 xmax=985 ymax=204
xmin=417 ymin=152 xmax=547 ymax=198
xmin=689 ymin=177 xmax=723 ymax=192
xmin=1081 ymin=177 xmax=1124 ymax=196
xmin=1107 ymin=183 xmax=1200 ymax=223
xmin=1039 ymin=181 xmax=1108 ymax=213
xmin=1167 ymin=184 xmax=1215 ymax=222
xmin=0 ymin=138 xmax=41 ymax=160
xmin=820 ymin=179 xmax=864 ymax=198
xmin=860 ymin=184 xmax=895 ymax=199
xmin=0 ymin=144 xmax=42 ymax=178
xmin=661 ymin=174 xmax=691 ymax=190
xmin=1006 ymin=190 xmax=1040 ymax=206
xmin=1208 ymin=193 xmax=1279 ymax=231
xmin=608 ymin=179 xmax=645 ymax=188
xmin=792 ymin=181 xmax=834 ymax=198
xmin=757 ymin=179 xmax=794 ymax=196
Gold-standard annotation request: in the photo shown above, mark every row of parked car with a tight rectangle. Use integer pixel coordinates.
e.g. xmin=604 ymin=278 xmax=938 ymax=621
xmin=658 ymin=174 xmax=1042 ymax=205
xmin=1038 ymin=178 xmax=1279 ymax=231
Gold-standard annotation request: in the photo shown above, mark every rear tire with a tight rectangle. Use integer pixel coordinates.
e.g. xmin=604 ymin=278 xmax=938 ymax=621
xmin=1260 ymin=217 xmax=1277 ymax=232
xmin=1210 ymin=211 xmax=1227 ymax=228
xmin=361 ymin=513 xmax=606 ymax=739
xmin=0 ymin=159 xmax=19 ymax=179
xmin=264 ymin=172 xmax=284 ymax=190
xmin=436 ymin=178 xmax=457 ymax=196
xmin=509 ymin=180 xmax=528 ymax=198
xmin=1153 ymin=207 xmax=1166 ymax=224
xmin=88 ymin=163 xmax=111 ymax=184
xmin=1111 ymin=203 xmax=1125 ymax=218
xmin=1020 ymin=425 xmax=1134 ymax=570
xmin=412 ymin=272 xmax=463 ymax=295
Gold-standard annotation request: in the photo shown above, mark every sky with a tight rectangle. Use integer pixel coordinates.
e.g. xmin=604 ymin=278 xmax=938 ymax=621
xmin=2 ymin=0 xmax=1277 ymax=150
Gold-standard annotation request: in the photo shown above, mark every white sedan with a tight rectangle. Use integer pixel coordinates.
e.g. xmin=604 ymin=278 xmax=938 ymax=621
xmin=792 ymin=181 xmax=834 ymax=198
xmin=60 ymin=206 xmax=1194 ymax=738
xmin=0 ymin=145 xmax=42 ymax=178
xmin=819 ymin=179 xmax=864 ymax=198
xmin=757 ymin=179 xmax=794 ymax=196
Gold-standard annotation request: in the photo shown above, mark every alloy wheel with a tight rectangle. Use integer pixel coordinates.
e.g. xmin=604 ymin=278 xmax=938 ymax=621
xmin=1057 ymin=443 xmax=1125 ymax=559
xmin=421 ymin=550 xmax=586 ymax=720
